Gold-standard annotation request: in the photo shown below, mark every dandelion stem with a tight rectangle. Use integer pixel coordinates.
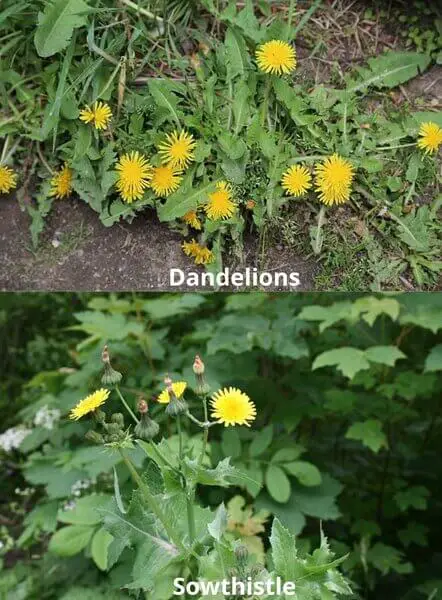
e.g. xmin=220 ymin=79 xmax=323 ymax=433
xmin=119 ymin=0 xmax=163 ymax=22
xmin=376 ymin=142 xmax=417 ymax=151
xmin=119 ymin=449 xmax=185 ymax=550
xmin=313 ymin=205 xmax=326 ymax=255
xmin=115 ymin=385 xmax=139 ymax=424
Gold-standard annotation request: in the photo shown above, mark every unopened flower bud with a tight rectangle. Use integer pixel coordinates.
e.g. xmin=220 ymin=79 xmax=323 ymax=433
xmin=85 ymin=430 xmax=104 ymax=445
xmin=134 ymin=413 xmax=159 ymax=441
xmin=107 ymin=422 xmax=121 ymax=435
xmin=111 ymin=413 xmax=124 ymax=427
xmin=193 ymin=355 xmax=205 ymax=375
xmin=137 ymin=399 xmax=148 ymax=414
xmin=94 ymin=410 xmax=106 ymax=424
xmin=249 ymin=564 xmax=263 ymax=578
xmin=101 ymin=345 xmax=122 ymax=386
xmin=193 ymin=355 xmax=210 ymax=396
xmin=235 ymin=544 xmax=249 ymax=566
xmin=164 ymin=375 xmax=188 ymax=416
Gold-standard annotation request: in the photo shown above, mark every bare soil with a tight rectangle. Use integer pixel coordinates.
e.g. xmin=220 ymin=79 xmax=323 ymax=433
xmin=0 ymin=197 xmax=314 ymax=291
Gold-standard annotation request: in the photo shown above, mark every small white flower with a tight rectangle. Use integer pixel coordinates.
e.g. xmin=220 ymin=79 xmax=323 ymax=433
xmin=0 ymin=427 xmax=32 ymax=452
xmin=34 ymin=405 xmax=61 ymax=430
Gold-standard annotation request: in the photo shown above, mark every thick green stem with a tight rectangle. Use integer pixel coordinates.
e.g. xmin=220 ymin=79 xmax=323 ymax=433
xmin=115 ymin=385 xmax=139 ymax=424
xmin=119 ymin=449 xmax=184 ymax=551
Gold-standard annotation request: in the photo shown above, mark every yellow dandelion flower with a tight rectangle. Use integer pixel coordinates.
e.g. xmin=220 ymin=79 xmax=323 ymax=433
xmin=182 ymin=238 xmax=200 ymax=257
xmin=183 ymin=210 xmax=202 ymax=230
xmin=194 ymin=246 xmax=214 ymax=265
xmin=0 ymin=165 xmax=17 ymax=194
xmin=256 ymin=40 xmax=296 ymax=75
xmin=314 ymin=154 xmax=354 ymax=206
xmin=417 ymin=122 xmax=442 ymax=155
xmin=150 ymin=165 xmax=183 ymax=197
xmin=205 ymin=181 xmax=236 ymax=220
xmin=69 ymin=388 xmax=110 ymax=421
xmin=115 ymin=151 xmax=152 ymax=203
xmin=158 ymin=381 xmax=187 ymax=404
xmin=50 ymin=164 xmax=73 ymax=199
xmin=281 ymin=164 xmax=312 ymax=197
xmin=210 ymin=387 xmax=256 ymax=427
xmin=79 ymin=101 xmax=112 ymax=130
xmin=158 ymin=130 xmax=196 ymax=169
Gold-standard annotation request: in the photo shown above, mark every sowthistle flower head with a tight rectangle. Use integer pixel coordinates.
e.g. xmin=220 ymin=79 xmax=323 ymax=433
xmin=210 ymin=387 xmax=256 ymax=427
xmin=69 ymin=389 xmax=110 ymax=421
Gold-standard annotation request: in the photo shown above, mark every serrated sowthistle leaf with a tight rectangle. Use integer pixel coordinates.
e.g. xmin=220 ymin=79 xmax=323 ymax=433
xmin=34 ymin=0 xmax=90 ymax=57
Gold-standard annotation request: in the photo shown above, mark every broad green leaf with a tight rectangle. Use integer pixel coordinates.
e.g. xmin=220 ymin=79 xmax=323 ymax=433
xmin=249 ymin=424 xmax=273 ymax=457
xmin=221 ymin=428 xmax=242 ymax=459
xmin=364 ymin=345 xmax=406 ymax=367
xmin=368 ymin=543 xmax=413 ymax=575
xmin=353 ymin=297 xmax=400 ymax=326
xmin=232 ymin=80 xmax=251 ymax=134
xmin=265 ymin=464 xmax=291 ymax=503
xmin=424 ymin=344 xmax=442 ymax=372
xmin=147 ymin=79 xmax=183 ymax=124
xmin=49 ymin=525 xmax=94 ymax=557
xmin=207 ymin=503 xmax=227 ymax=542
xmin=283 ymin=461 xmax=322 ymax=487
xmin=346 ymin=419 xmax=388 ymax=453
xmin=34 ymin=0 xmax=90 ymax=57
xmin=394 ymin=486 xmax=429 ymax=512
xmin=91 ymin=527 xmax=113 ymax=571
xmin=312 ymin=347 xmax=370 ymax=379
xmin=271 ymin=447 xmax=304 ymax=463
xmin=157 ymin=178 xmax=216 ymax=222
xmin=58 ymin=494 xmax=112 ymax=525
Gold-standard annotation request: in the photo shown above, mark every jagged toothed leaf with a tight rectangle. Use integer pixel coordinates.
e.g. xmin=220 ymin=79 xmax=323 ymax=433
xmin=34 ymin=0 xmax=90 ymax=57
xmin=346 ymin=51 xmax=431 ymax=94
xmin=224 ymin=26 xmax=249 ymax=80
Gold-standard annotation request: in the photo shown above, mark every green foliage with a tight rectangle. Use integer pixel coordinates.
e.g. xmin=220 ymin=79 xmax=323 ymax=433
xmin=1 ymin=292 xmax=442 ymax=599
xmin=1 ymin=0 xmax=441 ymax=289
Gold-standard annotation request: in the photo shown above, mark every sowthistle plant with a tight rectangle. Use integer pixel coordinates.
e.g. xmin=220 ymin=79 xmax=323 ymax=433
xmin=64 ymin=345 xmax=352 ymax=598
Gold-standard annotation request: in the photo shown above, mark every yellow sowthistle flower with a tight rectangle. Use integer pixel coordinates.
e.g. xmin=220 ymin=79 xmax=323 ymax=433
xmin=210 ymin=387 xmax=256 ymax=427
xmin=183 ymin=210 xmax=202 ymax=230
xmin=0 ymin=165 xmax=17 ymax=194
xmin=417 ymin=122 xmax=442 ymax=155
xmin=150 ymin=165 xmax=183 ymax=197
xmin=158 ymin=381 xmax=187 ymax=404
xmin=69 ymin=388 xmax=110 ymax=420
xmin=182 ymin=239 xmax=214 ymax=265
xmin=50 ymin=164 xmax=73 ymax=199
xmin=314 ymin=154 xmax=354 ymax=206
xmin=281 ymin=165 xmax=312 ymax=197
xmin=79 ymin=101 xmax=112 ymax=130
xmin=158 ymin=130 xmax=196 ymax=169
xmin=256 ymin=40 xmax=296 ymax=75
xmin=205 ymin=181 xmax=236 ymax=220
xmin=115 ymin=151 xmax=152 ymax=203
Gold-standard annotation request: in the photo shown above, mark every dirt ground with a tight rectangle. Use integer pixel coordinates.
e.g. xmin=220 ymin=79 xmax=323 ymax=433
xmin=0 ymin=197 xmax=314 ymax=291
